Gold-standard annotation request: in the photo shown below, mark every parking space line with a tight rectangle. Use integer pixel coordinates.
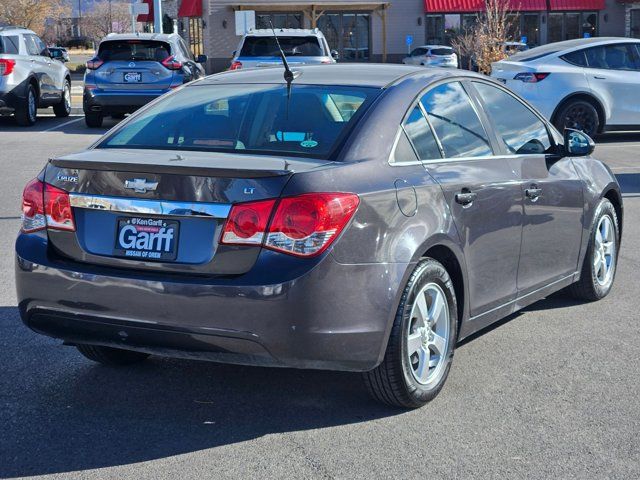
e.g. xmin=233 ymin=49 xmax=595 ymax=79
xmin=42 ymin=117 xmax=83 ymax=132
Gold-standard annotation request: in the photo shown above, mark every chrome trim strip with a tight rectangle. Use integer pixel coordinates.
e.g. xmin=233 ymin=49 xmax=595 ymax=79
xmin=69 ymin=194 xmax=231 ymax=218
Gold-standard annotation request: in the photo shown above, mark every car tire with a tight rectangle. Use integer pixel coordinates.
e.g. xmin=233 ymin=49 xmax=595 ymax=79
xmin=15 ymin=84 xmax=37 ymax=126
xmin=568 ymin=198 xmax=619 ymax=301
xmin=85 ymin=112 xmax=103 ymax=128
xmin=111 ymin=113 xmax=126 ymax=119
xmin=53 ymin=80 xmax=71 ymax=118
xmin=554 ymin=99 xmax=600 ymax=138
xmin=76 ymin=344 xmax=150 ymax=366
xmin=363 ymin=258 xmax=458 ymax=408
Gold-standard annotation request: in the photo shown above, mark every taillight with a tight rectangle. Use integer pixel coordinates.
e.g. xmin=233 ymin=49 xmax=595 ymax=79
xmin=230 ymin=61 xmax=242 ymax=71
xmin=221 ymin=199 xmax=276 ymax=245
xmin=21 ymin=179 xmax=75 ymax=233
xmin=513 ymin=72 xmax=550 ymax=83
xmin=161 ymin=55 xmax=183 ymax=70
xmin=86 ymin=57 xmax=104 ymax=70
xmin=220 ymin=193 xmax=359 ymax=257
xmin=0 ymin=58 xmax=16 ymax=76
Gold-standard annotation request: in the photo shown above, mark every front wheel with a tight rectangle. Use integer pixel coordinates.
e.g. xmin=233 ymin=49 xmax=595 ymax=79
xmin=53 ymin=80 xmax=71 ymax=117
xmin=568 ymin=198 xmax=619 ymax=301
xmin=363 ymin=258 xmax=458 ymax=408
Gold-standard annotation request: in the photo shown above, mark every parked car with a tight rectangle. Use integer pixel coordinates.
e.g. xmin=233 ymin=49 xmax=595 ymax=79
xmin=48 ymin=46 xmax=69 ymax=62
xmin=501 ymin=41 xmax=529 ymax=56
xmin=403 ymin=45 xmax=458 ymax=68
xmin=230 ymin=28 xmax=337 ymax=70
xmin=0 ymin=26 xmax=71 ymax=125
xmin=492 ymin=37 xmax=640 ymax=137
xmin=83 ymin=32 xmax=207 ymax=128
xmin=17 ymin=64 xmax=622 ymax=408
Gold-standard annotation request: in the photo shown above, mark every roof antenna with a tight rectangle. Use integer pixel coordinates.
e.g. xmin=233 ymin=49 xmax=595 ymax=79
xmin=268 ymin=20 xmax=294 ymax=86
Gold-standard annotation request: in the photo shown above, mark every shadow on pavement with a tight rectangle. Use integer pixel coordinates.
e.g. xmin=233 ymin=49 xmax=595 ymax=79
xmin=595 ymin=132 xmax=640 ymax=144
xmin=0 ymin=115 xmax=116 ymax=134
xmin=0 ymin=305 xmax=401 ymax=478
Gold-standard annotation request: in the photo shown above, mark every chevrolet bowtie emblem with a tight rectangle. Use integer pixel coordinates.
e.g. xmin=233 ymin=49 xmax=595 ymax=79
xmin=124 ymin=178 xmax=158 ymax=194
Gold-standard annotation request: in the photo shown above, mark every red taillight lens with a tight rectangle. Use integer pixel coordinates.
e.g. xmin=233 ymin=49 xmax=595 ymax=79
xmin=220 ymin=193 xmax=359 ymax=257
xmin=221 ymin=199 xmax=276 ymax=245
xmin=0 ymin=58 xmax=16 ymax=76
xmin=230 ymin=61 xmax=243 ymax=71
xmin=86 ymin=57 xmax=104 ymax=70
xmin=21 ymin=179 xmax=45 ymax=233
xmin=266 ymin=193 xmax=359 ymax=257
xmin=44 ymin=183 xmax=75 ymax=231
xmin=513 ymin=72 xmax=550 ymax=83
xmin=161 ymin=55 xmax=183 ymax=70
xmin=21 ymin=179 xmax=75 ymax=233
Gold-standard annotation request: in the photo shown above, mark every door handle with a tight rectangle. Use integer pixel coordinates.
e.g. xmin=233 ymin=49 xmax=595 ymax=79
xmin=525 ymin=185 xmax=542 ymax=201
xmin=593 ymin=76 xmax=606 ymax=80
xmin=455 ymin=189 xmax=477 ymax=206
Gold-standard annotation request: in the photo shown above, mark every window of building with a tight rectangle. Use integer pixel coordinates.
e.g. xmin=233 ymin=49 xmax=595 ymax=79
xmin=420 ymin=82 xmax=492 ymax=159
xmin=548 ymin=12 xmax=598 ymax=43
xmin=632 ymin=10 xmax=640 ymax=39
xmin=426 ymin=15 xmax=444 ymax=44
xmin=474 ymin=82 xmax=551 ymax=155
xmin=403 ymin=106 xmax=441 ymax=161
xmin=186 ymin=18 xmax=203 ymax=57
xmin=443 ymin=14 xmax=461 ymax=45
xmin=317 ymin=12 xmax=370 ymax=62
xmin=255 ymin=13 xmax=303 ymax=29
xmin=522 ymin=14 xmax=540 ymax=47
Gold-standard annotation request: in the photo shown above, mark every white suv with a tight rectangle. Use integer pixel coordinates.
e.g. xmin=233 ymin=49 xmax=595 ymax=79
xmin=230 ymin=28 xmax=337 ymax=71
xmin=492 ymin=37 xmax=640 ymax=137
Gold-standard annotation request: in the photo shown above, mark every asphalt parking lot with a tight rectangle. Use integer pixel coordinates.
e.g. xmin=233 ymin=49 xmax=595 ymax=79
xmin=1 ymin=115 xmax=639 ymax=479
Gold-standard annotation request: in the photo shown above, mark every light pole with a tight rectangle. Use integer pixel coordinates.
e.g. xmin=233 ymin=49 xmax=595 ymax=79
xmin=153 ymin=0 xmax=162 ymax=34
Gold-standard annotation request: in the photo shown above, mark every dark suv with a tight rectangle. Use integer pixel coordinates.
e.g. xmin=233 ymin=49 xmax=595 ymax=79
xmin=83 ymin=32 xmax=207 ymax=127
xmin=0 ymin=26 xmax=71 ymax=125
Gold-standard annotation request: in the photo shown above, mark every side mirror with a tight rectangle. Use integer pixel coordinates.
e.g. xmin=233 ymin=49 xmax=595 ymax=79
xmin=232 ymin=50 xmax=237 ymax=57
xmin=330 ymin=49 xmax=339 ymax=60
xmin=196 ymin=54 xmax=207 ymax=64
xmin=564 ymin=128 xmax=595 ymax=157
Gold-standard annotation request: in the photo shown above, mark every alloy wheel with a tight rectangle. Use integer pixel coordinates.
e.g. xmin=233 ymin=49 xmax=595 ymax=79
xmin=28 ymin=89 xmax=36 ymax=122
xmin=406 ymin=282 xmax=450 ymax=386
xmin=594 ymin=214 xmax=615 ymax=286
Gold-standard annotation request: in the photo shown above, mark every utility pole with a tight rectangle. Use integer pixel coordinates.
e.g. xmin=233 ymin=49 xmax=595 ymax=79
xmin=77 ymin=0 xmax=82 ymax=37
xmin=108 ymin=0 xmax=113 ymax=32
xmin=153 ymin=0 xmax=162 ymax=34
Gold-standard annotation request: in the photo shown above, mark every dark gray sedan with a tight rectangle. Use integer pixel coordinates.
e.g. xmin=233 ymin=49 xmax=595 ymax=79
xmin=16 ymin=65 xmax=622 ymax=408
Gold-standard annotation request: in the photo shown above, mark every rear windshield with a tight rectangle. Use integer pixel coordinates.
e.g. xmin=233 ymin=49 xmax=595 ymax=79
xmin=0 ymin=35 xmax=19 ymax=54
xmin=97 ymin=84 xmax=379 ymax=159
xmin=98 ymin=40 xmax=171 ymax=62
xmin=240 ymin=36 xmax=323 ymax=57
xmin=430 ymin=47 xmax=453 ymax=56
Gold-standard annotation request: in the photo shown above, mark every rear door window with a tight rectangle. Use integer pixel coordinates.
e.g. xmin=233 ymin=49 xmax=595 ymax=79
xmin=403 ymin=106 xmax=441 ymax=160
xmin=420 ymin=82 xmax=493 ymax=159
xmin=584 ymin=44 xmax=640 ymax=71
xmin=0 ymin=35 xmax=20 ymax=54
xmin=98 ymin=40 xmax=172 ymax=62
xmin=561 ymin=49 xmax=588 ymax=67
xmin=473 ymin=82 xmax=552 ymax=155
xmin=24 ymin=35 xmax=41 ymax=56
xmin=240 ymin=36 xmax=323 ymax=57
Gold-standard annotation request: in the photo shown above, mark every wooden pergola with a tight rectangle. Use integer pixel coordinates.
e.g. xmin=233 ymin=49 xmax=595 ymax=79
xmin=233 ymin=2 xmax=391 ymax=62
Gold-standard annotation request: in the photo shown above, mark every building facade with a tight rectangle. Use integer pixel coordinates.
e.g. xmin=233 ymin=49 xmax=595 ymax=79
xmin=149 ymin=0 xmax=628 ymax=72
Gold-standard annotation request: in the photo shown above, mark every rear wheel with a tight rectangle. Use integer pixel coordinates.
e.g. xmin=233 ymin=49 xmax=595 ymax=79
xmin=568 ymin=198 xmax=619 ymax=301
xmin=53 ymin=80 xmax=71 ymax=117
xmin=111 ymin=113 xmax=126 ymax=119
xmin=554 ymin=99 xmax=600 ymax=138
xmin=85 ymin=112 xmax=103 ymax=128
xmin=15 ymin=84 xmax=37 ymax=126
xmin=76 ymin=344 xmax=150 ymax=366
xmin=363 ymin=258 xmax=457 ymax=408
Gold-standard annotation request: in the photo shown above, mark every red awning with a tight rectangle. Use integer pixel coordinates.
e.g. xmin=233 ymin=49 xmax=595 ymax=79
xmin=137 ymin=0 xmax=154 ymax=23
xmin=424 ymin=0 xmax=546 ymax=12
xmin=178 ymin=0 xmax=203 ymax=17
xmin=549 ymin=0 xmax=605 ymax=9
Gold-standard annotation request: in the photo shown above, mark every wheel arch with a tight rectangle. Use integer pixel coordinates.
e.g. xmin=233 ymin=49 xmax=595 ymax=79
xmin=551 ymin=92 xmax=607 ymax=134
xmin=603 ymin=187 xmax=623 ymax=242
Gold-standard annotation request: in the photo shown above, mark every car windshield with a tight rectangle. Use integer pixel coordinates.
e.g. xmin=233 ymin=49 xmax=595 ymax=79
xmin=240 ymin=36 xmax=323 ymax=57
xmin=97 ymin=84 xmax=379 ymax=159
xmin=98 ymin=40 xmax=171 ymax=62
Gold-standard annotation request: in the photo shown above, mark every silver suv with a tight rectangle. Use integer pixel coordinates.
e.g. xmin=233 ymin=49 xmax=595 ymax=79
xmin=0 ymin=26 xmax=71 ymax=125
xmin=230 ymin=28 xmax=337 ymax=70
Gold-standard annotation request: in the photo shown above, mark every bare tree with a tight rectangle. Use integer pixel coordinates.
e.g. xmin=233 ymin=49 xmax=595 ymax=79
xmin=0 ymin=0 xmax=69 ymax=37
xmin=82 ymin=1 xmax=132 ymax=43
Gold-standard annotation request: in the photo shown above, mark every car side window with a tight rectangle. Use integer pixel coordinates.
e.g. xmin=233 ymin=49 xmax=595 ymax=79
xmin=1 ymin=35 xmax=20 ymax=54
xmin=179 ymin=39 xmax=195 ymax=61
xmin=473 ymin=82 xmax=552 ymax=155
xmin=585 ymin=44 xmax=640 ymax=71
xmin=24 ymin=35 xmax=40 ymax=56
xmin=390 ymin=129 xmax=420 ymax=164
xmin=420 ymin=82 xmax=493 ymax=159
xmin=402 ymin=106 xmax=442 ymax=161
xmin=561 ymin=49 xmax=588 ymax=67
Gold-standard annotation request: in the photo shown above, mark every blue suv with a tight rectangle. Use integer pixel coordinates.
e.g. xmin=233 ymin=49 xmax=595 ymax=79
xmin=84 ymin=32 xmax=207 ymax=127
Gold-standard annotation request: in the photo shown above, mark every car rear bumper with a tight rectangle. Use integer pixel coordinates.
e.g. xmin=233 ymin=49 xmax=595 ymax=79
xmin=15 ymin=233 xmax=410 ymax=372
xmin=83 ymin=88 xmax=171 ymax=114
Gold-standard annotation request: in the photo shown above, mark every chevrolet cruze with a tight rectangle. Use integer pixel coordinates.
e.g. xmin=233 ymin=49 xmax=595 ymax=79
xmin=16 ymin=65 xmax=622 ymax=408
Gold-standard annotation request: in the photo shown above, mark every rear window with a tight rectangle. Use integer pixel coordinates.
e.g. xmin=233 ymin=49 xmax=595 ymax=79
xmin=509 ymin=48 xmax=560 ymax=62
xmin=98 ymin=84 xmax=378 ymax=159
xmin=240 ymin=36 xmax=323 ymax=57
xmin=0 ymin=35 xmax=19 ymax=54
xmin=98 ymin=40 xmax=171 ymax=62
xmin=430 ymin=48 xmax=453 ymax=56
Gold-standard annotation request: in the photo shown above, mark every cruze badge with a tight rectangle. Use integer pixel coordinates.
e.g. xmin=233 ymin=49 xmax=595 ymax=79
xmin=124 ymin=178 xmax=158 ymax=194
